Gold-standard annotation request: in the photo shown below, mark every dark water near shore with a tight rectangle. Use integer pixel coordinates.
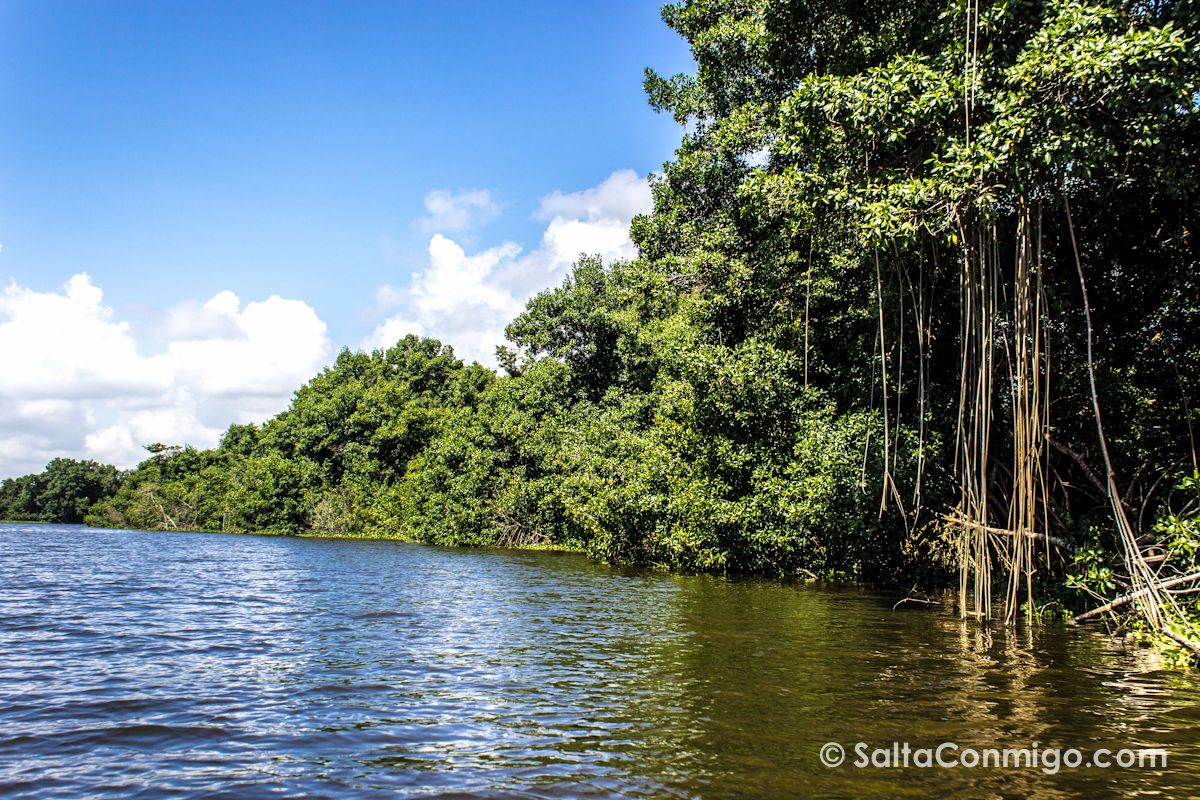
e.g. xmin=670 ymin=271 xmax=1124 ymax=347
xmin=2 ymin=524 xmax=1200 ymax=799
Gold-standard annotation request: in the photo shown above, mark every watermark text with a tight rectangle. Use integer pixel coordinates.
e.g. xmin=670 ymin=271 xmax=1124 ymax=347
xmin=818 ymin=741 xmax=1167 ymax=775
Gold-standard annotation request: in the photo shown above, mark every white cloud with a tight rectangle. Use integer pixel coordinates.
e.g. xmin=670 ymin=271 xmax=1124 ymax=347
xmin=0 ymin=273 xmax=332 ymax=476
xmin=360 ymin=316 xmax=424 ymax=352
xmin=542 ymin=216 xmax=638 ymax=272
xmin=0 ymin=172 xmax=655 ymax=476
xmin=535 ymin=168 xmax=652 ymax=223
xmin=0 ymin=274 xmax=168 ymax=399
xmin=415 ymin=188 xmax=500 ymax=234
xmin=363 ymin=235 xmax=524 ymax=362
xmin=165 ymin=293 xmax=329 ymax=397
xmin=365 ymin=170 xmax=653 ymax=366
xmin=373 ymin=284 xmax=409 ymax=309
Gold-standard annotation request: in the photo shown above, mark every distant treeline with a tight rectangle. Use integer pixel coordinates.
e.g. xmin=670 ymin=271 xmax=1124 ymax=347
xmin=1 ymin=458 xmax=121 ymax=524
xmin=8 ymin=1 xmax=1197 ymax=613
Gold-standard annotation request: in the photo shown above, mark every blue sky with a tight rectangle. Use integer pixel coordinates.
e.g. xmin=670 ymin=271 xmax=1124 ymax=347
xmin=0 ymin=1 xmax=694 ymax=476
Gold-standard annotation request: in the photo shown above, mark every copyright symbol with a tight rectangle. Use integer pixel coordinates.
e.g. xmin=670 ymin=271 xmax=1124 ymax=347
xmin=820 ymin=742 xmax=845 ymax=768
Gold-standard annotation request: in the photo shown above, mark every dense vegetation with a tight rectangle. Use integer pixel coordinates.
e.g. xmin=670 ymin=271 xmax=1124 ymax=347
xmin=0 ymin=458 xmax=121 ymax=524
xmin=10 ymin=0 xmax=1196 ymax=639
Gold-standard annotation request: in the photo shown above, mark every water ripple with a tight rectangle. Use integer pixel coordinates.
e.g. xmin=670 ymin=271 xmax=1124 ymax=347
xmin=2 ymin=524 xmax=1200 ymax=798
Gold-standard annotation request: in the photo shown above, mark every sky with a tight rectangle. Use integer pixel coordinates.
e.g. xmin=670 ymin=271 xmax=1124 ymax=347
xmin=0 ymin=0 xmax=694 ymax=477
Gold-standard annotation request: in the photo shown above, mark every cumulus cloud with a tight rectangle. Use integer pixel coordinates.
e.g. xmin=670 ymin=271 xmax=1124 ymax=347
xmin=365 ymin=169 xmax=653 ymax=365
xmin=0 ymin=274 xmax=167 ymax=399
xmin=415 ymin=188 xmax=500 ymax=234
xmin=534 ymin=168 xmax=652 ymax=223
xmin=0 ymin=273 xmax=332 ymax=476
xmin=363 ymin=235 xmax=524 ymax=360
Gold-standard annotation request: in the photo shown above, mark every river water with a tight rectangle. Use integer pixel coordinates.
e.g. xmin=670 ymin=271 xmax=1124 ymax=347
xmin=2 ymin=523 xmax=1199 ymax=799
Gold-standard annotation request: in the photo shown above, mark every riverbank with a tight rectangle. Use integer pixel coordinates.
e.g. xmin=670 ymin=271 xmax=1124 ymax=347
xmin=83 ymin=519 xmax=587 ymax=554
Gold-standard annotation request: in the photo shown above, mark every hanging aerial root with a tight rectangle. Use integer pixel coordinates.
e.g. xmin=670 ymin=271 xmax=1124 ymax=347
xmin=1065 ymin=197 xmax=1200 ymax=653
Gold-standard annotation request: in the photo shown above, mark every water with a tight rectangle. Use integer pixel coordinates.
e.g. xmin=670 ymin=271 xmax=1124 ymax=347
xmin=2 ymin=524 xmax=1199 ymax=799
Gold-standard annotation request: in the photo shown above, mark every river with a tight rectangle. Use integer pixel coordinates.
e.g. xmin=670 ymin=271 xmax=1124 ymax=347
xmin=2 ymin=523 xmax=1199 ymax=798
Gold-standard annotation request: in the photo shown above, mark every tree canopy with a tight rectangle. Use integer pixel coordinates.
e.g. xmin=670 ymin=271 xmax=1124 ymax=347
xmin=1 ymin=458 xmax=122 ymax=524
xmin=42 ymin=0 xmax=1199 ymax=645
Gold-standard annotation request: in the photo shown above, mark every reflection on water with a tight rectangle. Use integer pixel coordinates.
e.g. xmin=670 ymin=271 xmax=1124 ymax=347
xmin=1 ymin=524 xmax=1198 ymax=799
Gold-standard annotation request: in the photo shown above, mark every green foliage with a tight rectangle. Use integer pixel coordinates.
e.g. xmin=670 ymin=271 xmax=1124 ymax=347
xmin=60 ymin=0 xmax=1198 ymax=605
xmin=399 ymin=358 xmax=587 ymax=548
xmin=0 ymin=458 xmax=122 ymax=523
xmin=1070 ymin=475 xmax=1200 ymax=662
xmin=1151 ymin=473 xmax=1200 ymax=632
xmin=1066 ymin=539 xmax=1118 ymax=596
xmin=506 ymin=256 xmax=660 ymax=397
xmin=88 ymin=336 xmax=494 ymax=536
xmin=634 ymin=0 xmax=1199 ymax=586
